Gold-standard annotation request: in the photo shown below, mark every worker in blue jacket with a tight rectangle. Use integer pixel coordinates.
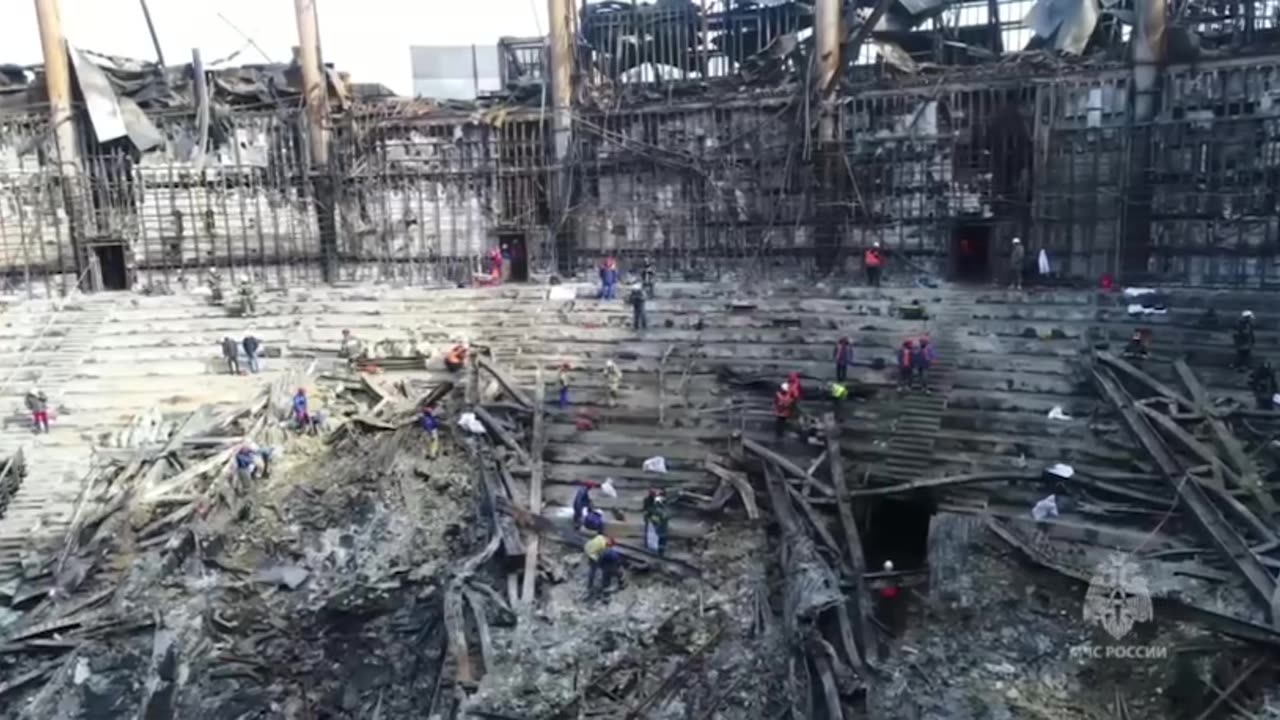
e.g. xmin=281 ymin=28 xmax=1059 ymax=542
xmin=421 ymin=404 xmax=441 ymax=458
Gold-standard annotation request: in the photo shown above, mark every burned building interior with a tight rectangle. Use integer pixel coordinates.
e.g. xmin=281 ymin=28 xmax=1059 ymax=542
xmin=4 ymin=0 xmax=1280 ymax=718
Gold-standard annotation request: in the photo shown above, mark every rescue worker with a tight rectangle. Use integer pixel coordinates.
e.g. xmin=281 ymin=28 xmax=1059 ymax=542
xmin=1251 ymin=361 xmax=1277 ymax=410
xmin=603 ymin=360 xmax=623 ymax=407
xmin=834 ymin=337 xmax=853 ymax=381
xmin=583 ymin=508 xmax=606 ymax=533
xmin=488 ymin=246 xmax=504 ymax=283
xmin=292 ymin=388 xmax=311 ymax=432
xmin=864 ymin=242 xmax=884 ymax=288
xmin=585 ymin=534 xmax=624 ymax=599
xmin=257 ymin=446 xmax=275 ymax=479
xmin=774 ymin=382 xmax=796 ymax=439
xmin=206 ymin=268 xmax=224 ymax=304
xmin=643 ymin=488 xmax=670 ymax=556
xmin=599 ymin=255 xmax=619 ymax=300
xmin=444 ymin=342 xmax=469 ymax=373
xmin=1009 ymin=237 xmax=1025 ymax=290
xmin=1123 ymin=330 xmax=1150 ymax=359
xmin=558 ymin=362 xmax=572 ymax=409
xmin=877 ymin=560 xmax=903 ymax=647
xmin=914 ymin=336 xmax=936 ymax=392
xmin=1234 ymin=311 xmax=1256 ymax=371
xmin=221 ymin=336 xmax=240 ymax=374
xmin=242 ymin=334 xmax=261 ymax=374
xmin=830 ymin=382 xmax=849 ymax=421
xmin=896 ymin=340 xmax=915 ymax=392
xmin=339 ymin=329 xmax=366 ymax=361
xmin=628 ymin=283 xmax=648 ymax=330
xmin=420 ymin=404 xmax=441 ymax=458
xmin=787 ymin=371 xmax=803 ymax=402
xmin=641 ymin=256 xmax=656 ymax=298
xmin=24 ymin=387 xmax=49 ymax=434
xmin=237 ymin=281 xmax=257 ymax=316
xmin=234 ymin=444 xmax=258 ymax=491
xmin=572 ymin=479 xmax=601 ymax=530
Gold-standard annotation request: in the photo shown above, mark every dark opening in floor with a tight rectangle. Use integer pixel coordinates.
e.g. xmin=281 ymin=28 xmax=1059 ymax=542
xmin=950 ymin=222 xmax=991 ymax=284
xmin=862 ymin=495 xmax=935 ymax=571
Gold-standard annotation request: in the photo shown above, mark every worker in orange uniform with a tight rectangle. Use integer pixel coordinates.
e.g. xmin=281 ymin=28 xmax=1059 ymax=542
xmin=864 ymin=242 xmax=884 ymax=287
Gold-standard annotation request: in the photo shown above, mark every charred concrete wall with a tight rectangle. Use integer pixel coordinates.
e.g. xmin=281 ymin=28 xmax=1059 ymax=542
xmin=2 ymin=54 xmax=1280 ymax=292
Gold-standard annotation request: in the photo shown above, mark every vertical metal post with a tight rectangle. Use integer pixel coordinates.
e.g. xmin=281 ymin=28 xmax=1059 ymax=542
xmin=548 ymin=0 xmax=575 ymax=275
xmin=1121 ymin=0 xmax=1167 ymax=280
xmin=816 ymin=0 xmax=841 ymax=144
xmin=294 ymin=0 xmax=338 ymax=282
xmin=138 ymin=0 xmax=167 ymax=70
xmin=35 ymin=0 xmax=83 ymax=292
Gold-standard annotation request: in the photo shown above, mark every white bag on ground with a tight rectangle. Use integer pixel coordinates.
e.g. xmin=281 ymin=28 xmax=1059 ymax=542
xmin=645 ymin=522 xmax=661 ymax=552
xmin=1047 ymin=406 xmax=1072 ymax=421
xmin=601 ymin=478 xmax=617 ymax=498
xmin=457 ymin=412 xmax=486 ymax=435
xmin=1032 ymin=494 xmax=1060 ymax=521
xmin=643 ymin=456 xmax=668 ymax=474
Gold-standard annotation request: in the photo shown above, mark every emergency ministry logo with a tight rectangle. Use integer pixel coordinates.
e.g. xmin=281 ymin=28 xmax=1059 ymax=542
xmin=1083 ymin=553 xmax=1153 ymax=640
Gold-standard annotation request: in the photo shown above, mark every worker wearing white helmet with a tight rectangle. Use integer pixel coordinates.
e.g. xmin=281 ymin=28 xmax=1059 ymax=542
xmin=1234 ymin=310 xmax=1257 ymax=370
xmin=603 ymin=359 xmax=623 ymax=407
xmin=774 ymin=381 xmax=797 ymax=439
xmin=1010 ymin=237 xmax=1026 ymax=290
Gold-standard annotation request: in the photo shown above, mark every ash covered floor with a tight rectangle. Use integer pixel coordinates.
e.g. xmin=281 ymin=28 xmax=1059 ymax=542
xmin=2 ymin=283 xmax=1280 ymax=719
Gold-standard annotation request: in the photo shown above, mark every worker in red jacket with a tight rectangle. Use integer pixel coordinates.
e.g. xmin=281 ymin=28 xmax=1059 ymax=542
xmin=864 ymin=242 xmax=884 ymax=287
xmin=896 ymin=340 xmax=915 ymax=392
xmin=834 ymin=337 xmax=853 ymax=382
xmin=774 ymin=382 xmax=796 ymax=439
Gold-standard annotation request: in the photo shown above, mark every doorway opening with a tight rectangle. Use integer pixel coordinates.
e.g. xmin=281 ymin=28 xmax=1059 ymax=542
xmin=499 ymin=232 xmax=529 ymax=282
xmin=861 ymin=495 xmax=935 ymax=572
xmin=951 ymin=223 xmax=991 ymax=283
xmin=92 ymin=243 xmax=129 ymax=291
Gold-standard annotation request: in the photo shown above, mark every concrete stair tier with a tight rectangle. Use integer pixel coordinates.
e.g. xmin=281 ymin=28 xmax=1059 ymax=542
xmin=0 ymin=281 xmax=1268 ymax=577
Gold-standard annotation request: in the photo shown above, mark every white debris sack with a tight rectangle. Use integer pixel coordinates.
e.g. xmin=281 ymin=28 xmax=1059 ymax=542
xmin=1127 ymin=303 xmax=1168 ymax=316
xmin=457 ymin=412 xmax=486 ymax=435
xmin=549 ymin=285 xmax=576 ymax=301
xmin=645 ymin=523 xmax=661 ymax=553
xmin=1123 ymin=287 xmax=1157 ymax=298
xmin=1047 ymin=462 xmax=1075 ymax=479
xmin=643 ymin=456 xmax=668 ymax=474
xmin=601 ymin=478 xmax=618 ymax=498
xmin=1047 ymin=406 xmax=1072 ymax=421
xmin=1032 ymin=494 xmax=1060 ymax=521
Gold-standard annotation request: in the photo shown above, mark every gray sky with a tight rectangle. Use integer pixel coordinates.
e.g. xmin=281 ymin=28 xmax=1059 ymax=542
xmin=4 ymin=0 xmax=548 ymax=96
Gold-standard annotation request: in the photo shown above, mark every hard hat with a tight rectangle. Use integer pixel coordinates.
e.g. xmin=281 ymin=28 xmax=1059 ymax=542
xmin=1012 ymin=237 xmax=1021 ymax=244
xmin=1243 ymin=310 xmax=1255 ymax=318
xmin=873 ymin=241 xmax=881 ymax=248
xmin=606 ymin=360 xmax=617 ymax=368
xmin=883 ymin=560 xmax=894 ymax=572
xmin=780 ymin=382 xmax=789 ymax=392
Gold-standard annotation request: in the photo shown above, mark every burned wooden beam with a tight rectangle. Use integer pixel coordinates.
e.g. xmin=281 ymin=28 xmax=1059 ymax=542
xmin=1172 ymin=359 xmax=1277 ymax=516
xmin=826 ymin=420 xmax=871 ymax=669
xmin=478 ymin=358 xmax=533 ymax=410
xmin=740 ymin=435 xmax=835 ymax=497
xmin=704 ymin=458 xmax=760 ymax=519
xmin=473 ymin=405 xmax=533 ymax=467
xmin=1095 ymin=352 xmax=1197 ymax=411
xmin=1093 ymin=367 xmax=1277 ymax=614
xmin=520 ymin=368 xmax=546 ymax=606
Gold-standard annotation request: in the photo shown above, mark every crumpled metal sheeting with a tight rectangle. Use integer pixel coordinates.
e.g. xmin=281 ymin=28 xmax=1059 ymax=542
xmin=1026 ymin=0 xmax=1103 ymax=55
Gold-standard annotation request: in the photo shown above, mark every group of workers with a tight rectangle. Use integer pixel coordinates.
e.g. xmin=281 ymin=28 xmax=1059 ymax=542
xmin=220 ymin=335 xmax=263 ymax=375
xmin=596 ymin=255 xmax=656 ymax=331
xmin=895 ymin=336 xmax=937 ymax=393
xmin=1232 ymin=310 xmax=1279 ymax=409
xmin=572 ymin=478 xmax=671 ymax=600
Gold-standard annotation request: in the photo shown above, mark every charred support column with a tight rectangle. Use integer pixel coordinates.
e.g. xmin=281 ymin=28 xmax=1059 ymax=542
xmin=1121 ymin=0 xmax=1166 ymax=279
xmin=295 ymin=0 xmax=339 ymax=282
xmin=814 ymin=0 xmax=845 ymax=273
xmin=35 ymin=0 xmax=84 ymax=291
xmin=548 ymin=0 xmax=576 ymax=275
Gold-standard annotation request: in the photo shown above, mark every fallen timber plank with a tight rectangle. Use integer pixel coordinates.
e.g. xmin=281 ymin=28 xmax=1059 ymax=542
xmin=520 ymin=368 xmax=545 ymax=606
xmin=739 ymin=435 xmax=835 ymax=497
xmin=1172 ymin=359 xmax=1277 ymax=516
xmin=473 ymin=406 xmax=532 ymax=467
xmin=1093 ymin=367 xmax=1277 ymax=615
xmin=703 ymin=459 xmax=760 ymax=519
xmin=1096 ymin=352 xmax=1197 ymax=411
xmin=826 ymin=419 xmax=872 ymax=670
xmin=477 ymin=358 xmax=533 ymax=410
xmin=987 ymin=517 xmax=1280 ymax=650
